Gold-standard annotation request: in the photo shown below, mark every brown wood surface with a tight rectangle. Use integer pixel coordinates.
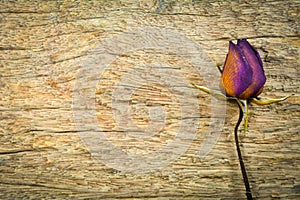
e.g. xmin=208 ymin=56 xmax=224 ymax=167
xmin=0 ymin=0 xmax=299 ymax=199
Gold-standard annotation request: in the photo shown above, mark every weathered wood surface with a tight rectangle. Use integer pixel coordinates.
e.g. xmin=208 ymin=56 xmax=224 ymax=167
xmin=0 ymin=0 xmax=299 ymax=199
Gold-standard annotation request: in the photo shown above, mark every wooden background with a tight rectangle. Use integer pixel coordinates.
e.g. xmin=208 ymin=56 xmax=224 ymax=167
xmin=1 ymin=0 xmax=299 ymax=199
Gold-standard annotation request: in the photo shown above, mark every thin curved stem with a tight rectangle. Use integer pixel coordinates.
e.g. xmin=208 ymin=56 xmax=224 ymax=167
xmin=235 ymin=100 xmax=253 ymax=200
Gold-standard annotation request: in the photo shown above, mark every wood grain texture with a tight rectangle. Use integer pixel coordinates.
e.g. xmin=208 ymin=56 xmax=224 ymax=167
xmin=0 ymin=0 xmax=299 ymax=199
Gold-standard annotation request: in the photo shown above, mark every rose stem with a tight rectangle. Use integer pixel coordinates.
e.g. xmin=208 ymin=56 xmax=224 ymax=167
xmin=235 ymin=100 xmax=253 ymax=200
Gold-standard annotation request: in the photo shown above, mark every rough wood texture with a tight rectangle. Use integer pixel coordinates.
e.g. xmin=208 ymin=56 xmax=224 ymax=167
xmin=0 ymin=0 xmax=299 ymax=199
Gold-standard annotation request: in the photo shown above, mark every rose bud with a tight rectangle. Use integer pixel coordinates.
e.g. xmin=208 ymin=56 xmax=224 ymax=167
xmin=221 ymin=39 xmax=266 ymax=99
